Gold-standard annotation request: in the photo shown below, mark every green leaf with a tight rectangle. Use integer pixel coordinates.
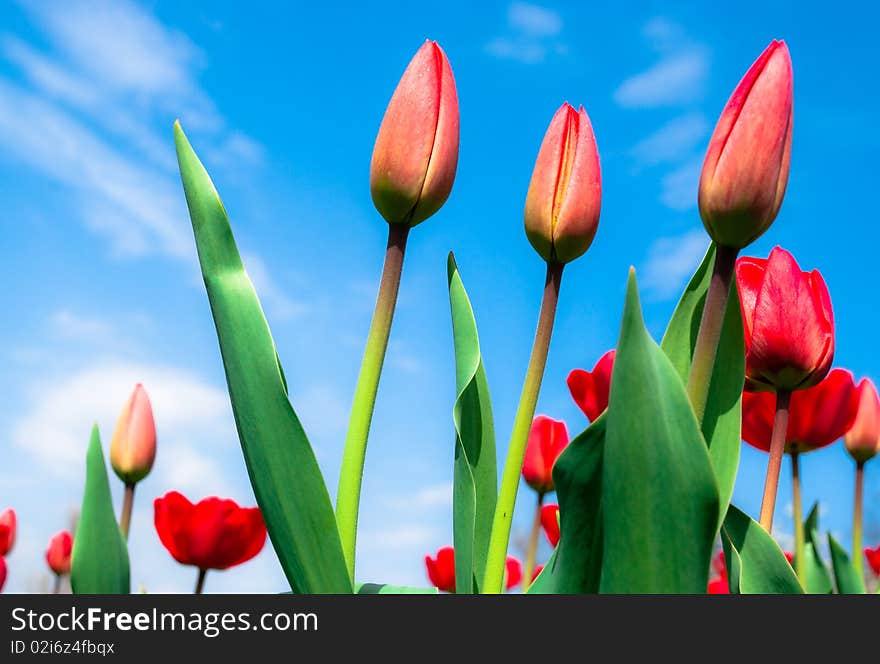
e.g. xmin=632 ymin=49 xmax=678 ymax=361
xmin=720 ymin=504 xmax=802 ymax=594
xmin=802 ymin=503 xmax=833 ymax=594
xmin=447 ymin=254 xmax=497 ymax=594
xmin=600 ymin=270 xmax=719 ymax=593
xmin=828 ymin=533 xmax=866 ymax=594
xmin=71 ymin=425 xmax=130 ymax=594
xmin=525 ymin=548 xmax=558 ymax=594
xmin=660 ymin=243 xmax=744 ymax=528
xmin=356 ymin=583 xmax=439 ymax=594
xmin=175 ymin=122 xmax=351 ymax=594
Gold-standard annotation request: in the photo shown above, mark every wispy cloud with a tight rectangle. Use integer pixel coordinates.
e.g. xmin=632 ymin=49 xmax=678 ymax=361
xmin=641 ymin=229 xmax=708 ymax=300
xmin=631 ymin=112 xmax=709 ymax=169
xmin=384 ymin=483 xmax=453 ymax=512
xmin=485 ymin=2 xmax=566 ymax=64
xmin=660 ymin=156 xmax=703 ymax=210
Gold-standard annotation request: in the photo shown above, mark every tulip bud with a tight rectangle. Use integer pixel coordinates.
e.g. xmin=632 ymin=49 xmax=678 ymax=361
xmin=845 ymin=378 xmax=880 ymax=464
xmin=424 ymin=546 xmax=456 ymax=593
xmin=524 ymin=103 xmax=601 ymax=264
xmin=541 ymin=503 xmax=560 ymax=547
xmin=110 ymin=384 xmax=157 ymax=485
xmin=521 ymin=416 xmax=570 ymax=495
xmin=505 ymin=556 xmax=522 ymax=591
xmin=866 ymin=546 xmax=880 ymax=576
xmin=736 ymin=247 xmax=834 ymax=393
xmin=46 ymin=531 xmax=73 ymax=576
xmin=370 ymin=40 xmax=459 ymax=227
xmin=0 ymin=555 xmax=6 ymax=592
xmin=567 ymin=349 xmax=615 ymax=421
xmin=0 ymin=509 xmax=15 ymax=556
xmin=699 ymin=40 xmax=793 ymax=248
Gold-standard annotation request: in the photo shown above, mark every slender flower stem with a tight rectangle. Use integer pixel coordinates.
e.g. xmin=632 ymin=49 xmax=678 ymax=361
xmin=194 ymin=568 xmax=207 ymax=595
xmin=686 ymin=243 xmax=739 ymax=424
xmin=483 ymin=262 xmax=563 ymax=594
xmin=336 ymin=223 xmax=410 ymax=581
xmin=853 ymin=461 xmax=865 ymax=578
xmin=791 ymin=448 xmax=806 ymax=585
xmin=119 ymin=483 xmax=135 ymax=540
xmin=759 ymin=390 xmax=791 ymax=532
xmin=521 ymin=493 xmax=545 ymax=592
xmin=53 ymin=574 xmax=62 ymax=595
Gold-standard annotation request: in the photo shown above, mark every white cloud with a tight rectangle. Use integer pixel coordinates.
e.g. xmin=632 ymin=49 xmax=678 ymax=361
xmin=641 ymin=229 xmax=708 ymax=300
xmin=51 ymin=310 xmax=115 ymax=343
xmin=240 ymin=252 xmax=308 ymax=321
xmin=660 ymin=156 xmax=703 ymax=210
xmin=631 ymin=113 xmax=709 ymax=168
xmin=384 ymin=483 xmax=453 ymax=511
xmin=485 ymin=2 xmax=565 ymax=64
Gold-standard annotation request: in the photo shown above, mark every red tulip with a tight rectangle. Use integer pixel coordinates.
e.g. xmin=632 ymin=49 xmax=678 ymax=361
xmin=424 ymin=545 xmax=456 ymax=593
xmin=567 ymin=350 xmax=615 ymax=421
xmin=45 ymin=531 xmax=73 ymax=576
xmin=0 ymin=556 xmax=6 ymax=593
xmin=370 ymin=41 xmax=459 ymax=227
xmin=707 ymin=551 xmax=729 ymax=594
xmin=742 ymin=368 xmax=859 ymax=454
xmin=0 ymin=509 xmax=15 ymax=556
xmin=154 ymin=491 xmax=266 ymax=571
xmin=505 ymin=556 xmax=523 ymax=590
xmin=699 ymin=40 xmax=793 ymax=249
xmin=865 ymin=545 xmax=880 ymax=576
xmin=524 ymin=102 xmax=601 ymax=264
xmin=531 ymin=564 xmax=545 ymax=583
xmin=522 ymin=416 xmax=570 ymax=494
xmin=110 ymin=384 xmax=157 ymax=485
xmin=736 ymin=247 xmax=834 ymax=393
xmin=845 ymin=378 xmax=880 ymax=463
xmin=541 ymin=503 xmax=560 ymax=547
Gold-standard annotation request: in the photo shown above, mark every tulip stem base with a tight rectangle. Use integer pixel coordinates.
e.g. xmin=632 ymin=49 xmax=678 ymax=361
xmin=686 ymin=243 xmax=739 ymax=424
xmin=791 ymin=448 xmax=806 ymax=585
xmin=483 ymin=262 xmax=563 ymax=594
xmin=119 ymin=483 xmax=135 ymax=540
xmin=853 ymin=461 xmax=865 ymax=578
xmin=521 ymin=493 xmax=545 ymax=592
xmin=759 ymin=390 xmax=790 ymax=532
xmin=336 ymin=223 xmax=410 ymax=582
xmin=195 ymin=568 xmax=207 ymax=595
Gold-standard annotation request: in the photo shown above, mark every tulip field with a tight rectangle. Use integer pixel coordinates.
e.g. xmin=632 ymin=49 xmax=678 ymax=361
xmin=1 ymin=22 xmax=879 ymax=597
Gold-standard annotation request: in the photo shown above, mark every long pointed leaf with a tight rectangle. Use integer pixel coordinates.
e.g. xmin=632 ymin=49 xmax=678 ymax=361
xmin=828 ymin=533 xmax=866 ymax=594
xmin=174 ymin=122 xmax=351 ymax=594
xmin=802 ymin=503 xmax=833 ymax=594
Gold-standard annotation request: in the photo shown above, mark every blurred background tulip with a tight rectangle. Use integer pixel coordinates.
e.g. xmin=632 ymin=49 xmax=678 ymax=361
xmin=707 ymin=552 xmax=729 ymax=594
xmin=0 ymin=555 xmax=6 ymax=593
xmin=424 ymin=545 xmax=455 ymax=593
xmin=530 ymin=564 xmax=544 ymax=584
xmin=541 ymin=503 xmax=560 ymax=547
xmin=154 ymin=491 xmax=266 ymax=594
xmin=699 ymin=40 xmax=793 ymax=249
xmin=505 ymin=556 xmax=522 ymax=591
xmin=865 ymin=546 xmax=880 ymax=578
xmin=844 ymin=378 xmax=880 ymax=576
xmin=0 ymin=509 xmax=15 ymax=556
xmin=46 ymin=530 xmax=73 ymax=593
xmin=567 ymin=349 xmax=615 ymax=422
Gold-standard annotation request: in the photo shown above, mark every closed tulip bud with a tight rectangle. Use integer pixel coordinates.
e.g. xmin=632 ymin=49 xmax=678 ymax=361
xmin=370 ymin=40 xmax=459 ymax=227
xmin=567 ymin=349 xmax=615 ymax=422
xmin=521 ymin=416 xmax=570 ymax=495
xmin=699 ymin=40 xmax=793 ymax=248
xmin=0 ymin=509 xmax=15 ymax=556
xmin=736 ymin=247 xmax=834 ymax=393
xmin=45 ymin=531 xmax=73 ymax=576
xmin=541 ymin=503 xmax=560 ymax=547
xmin=424 ymin=546 xmax=456 ymax=593
xmin=845 ymin=378 xmax=880 ymax=463
xmin=110 ymin=384 xmax=156 ymax=485
xmin=525 ymin=103 xmax=601 ymax=264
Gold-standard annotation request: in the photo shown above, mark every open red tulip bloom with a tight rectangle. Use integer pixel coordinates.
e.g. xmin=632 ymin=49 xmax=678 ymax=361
xmin=46 ymin=531 xmax=73 ymax=576
xmin=522 ymin=416 xmax=570 ymax=495
xmin=865 ymin=546 xmax=880 ymax=576
xmin=154 ymin=491 xmax=266 ymax=571
xmin=742 ymin=368 xmax=858 ymax=454
xmin=0 ymin=509 xmax=15 ymax=556
xmin=505 ymin=557 xmax=522 ymax=591
xmin=736 ymin=247 xmax=834 ymax=393
xmin=567 ymin=349 xmax=615 ymax=422
xmin=541 ymin=503 xmax=560 ymax=547
xmin=425 ymin=545 xmax=456 ymax=593
xmin=845 ymin=378 xmax=880 ymax=463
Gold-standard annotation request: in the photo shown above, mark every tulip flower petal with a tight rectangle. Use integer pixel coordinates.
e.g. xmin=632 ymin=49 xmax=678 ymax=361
xmin=566 ymin=349 xmax=614 ymax=422
xmin=0 ymin=555 xmax=5 ymax=592
xmin=0 ymin=509 xmax=15 ymax=557
xmin=845 ymin=378 xmax=880 ymax=463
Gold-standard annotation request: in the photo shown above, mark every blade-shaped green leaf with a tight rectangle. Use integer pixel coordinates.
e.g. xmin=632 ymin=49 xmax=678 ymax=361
xmin=356 ymin=583 xmax=439 ymax=594
xmin=660 ymin=243 xmax=744 ymax=528
xmin=525 ymin=548 xmax=558 ymax=594
xmin=447 ymin=254 xmax=497 ymax=594
xmin=71 ymin=425 xmax=130 ymax=594
xmin=720 ymin=504 xmax=802 ymax=594
xmin=828 ymin=533 xmax=866 ymax=594
xmin=801 ymin=504 xmax=833 ymax=594
xmin=175 ymin=122 xmax=351 ymax=594
xmin=600 ymin=270 xmax=719 ymax=593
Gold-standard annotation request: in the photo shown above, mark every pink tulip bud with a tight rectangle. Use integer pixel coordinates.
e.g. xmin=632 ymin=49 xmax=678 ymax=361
xmin=370 ymin=40 xmax=459 ymax=227
xmin=0 ymin=509 xmax=15 ymax=556
xmin=524 ymin=102 xmax=601 ymax=264
xmin=845 ymin=378 xmax=880 ymax=463
xmin=46 ymin=531 xmax=73 ymax=576
xmin=110 ymin=384 xmax=156 ymax=485
xmin=699 ymin=40 xmax=793 ymax=248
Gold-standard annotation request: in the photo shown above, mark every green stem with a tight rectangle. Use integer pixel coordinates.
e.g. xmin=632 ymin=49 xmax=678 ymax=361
xmin=791 ymin=448 xmax=806 ymax=586
xmin=853 ymin=461 xmax=865 ymax=578
xmin=759 ymin=390 xmax=790 ymax=532
xmin=119 ymin=483 xmax=135 ymax=540
xmin=521 ymin=492 xmax=545 ymax=592
xmin=686 ymin=243 xmax=739 ymax=424
xmin=336 ymin=223 xmax=410 ymax=581
xmin=53 ymin=574 xmax=62 ymax=595
xmin=483 ymin=262 xmax=563 ymax=594
xmin=194 ymin=568 xmax=207 ymax=595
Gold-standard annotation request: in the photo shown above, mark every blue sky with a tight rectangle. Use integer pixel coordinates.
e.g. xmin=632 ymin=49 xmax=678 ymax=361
xmin=0 ymin=0 xmax=878 ymax=593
